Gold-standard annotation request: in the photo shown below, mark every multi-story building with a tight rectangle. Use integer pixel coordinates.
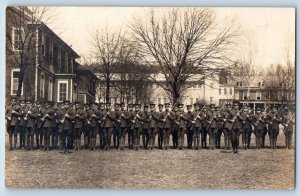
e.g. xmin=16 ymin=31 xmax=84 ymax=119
xmin=6 ymin=7 xmax=97 ymax=104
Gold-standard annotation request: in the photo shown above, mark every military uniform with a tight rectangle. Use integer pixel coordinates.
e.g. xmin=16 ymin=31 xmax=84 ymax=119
xmin=61 ymin=101 xmax=74 ymax=153
xmin=51 ymin=105 xmax=59 ymax=150
xmin=206 ymin=104 xmax=218 ymax=150
xmin=229 ymin=101 xmax=243 ymax=153
xmin=191 ymin=104 xmax=202 ymax=150
xmin=172 ymin=106 xmax=180 ymax=149
xmin=215 ymin=106 xmax=224 ymax=149
xmin=119 ymin=103 xmax=130 ymax=150
xmin=19 ymin=100 xmax=27 ymax=149
xmin=156 ymin=104 xmax=165 ymax=149
xmin=113 ymin=103 xmax=121 ymax=149
xmin=103 ymin=103 xmax=115 ymax=150
xmin=177 ymin=104 xmax=188 ymax=150
xmin=98 ymin=103 xmax=106 ymax=150
xmin=35 ymin=102 xmax=44 ymax=149
xmin=132 ymin=104 xmax=143 ymax=150
xmin=74 ymin=102 xmax=85 ymax=150
xmin=252 ymin=107 xmax=266 ymax=149
xmin=266 ymin=107 xmax=281 ymax=149
xmin=282 ymin=109 xmax=294 ymax=149
xmin=127 ymin=104 xmax=135 ymax=149
xmin=199 ymin=107 xmax=208 ymax=148
xmin=83 ymin=104 xmax=91 ymax=149
xmin=222 ymin=104 xmax=232 ymax=149
xmin=6 ymin=99 xmax=21 ymax=150
xmin=240 ymin=106 xmax=253 ymax=149
xmin=161 ymin=103 xmax=175 ymax=149
xmin=185 ymin=105 xmax=195 ymax=149
xmin=41 ymin=103 xmax=55 ymax=150
xmin=88 ymin=103 xmax=101 ymax=150
xmin=141 ymin=105 xmax=151 ymax=149
xmin=24 ymin=100 xmax=38 ymax=150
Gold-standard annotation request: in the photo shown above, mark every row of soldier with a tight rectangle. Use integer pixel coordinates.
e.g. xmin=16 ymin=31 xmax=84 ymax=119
xmin=5 ymin=98 xmax=295 ymax=154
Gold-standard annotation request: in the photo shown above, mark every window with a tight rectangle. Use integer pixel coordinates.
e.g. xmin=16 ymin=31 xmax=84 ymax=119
xmin=258 ymin=82 xmax=261 ymax=87
xmin=266 ymin=92 xmax=270 ymax=100
xmin=48 ymin=78 xmax=53 ymax=101
xmin=243 ymin=91 xmax=248 ymax=100
xmin=11 ymin=69 xmax=22 ymax=95
xmin=40 ymin=73 xmax=45 ymax=98
xmin=164 ymin=98 xmax=167 ymax=104
xmin=219 ymin=88 xmax=221 ymax=95
xmin=49 ymin=41 xmax=53 ymax=62
xmin=239 ymin=82 xmax=243 ymax=86
xmin=58 ymin=81 xmax=68 ymax=102
xmin=12 ymin=27 xmax=24 ymax=51
xmin=58 ymin=48 xmax=62 ymax=71
xmin=196 ymin=98 xmax=199 ymax=103
xmin=256 ymin=91 xmax=261 ymax=100
xmin=210 ymin=83 xmax=214 ymax=88
xmin=190 ymin=98 xmax=193 ymax=105
xmin=210 ymin=97 xmax=213 ymax=103
xmin=230 ymin=88 xmax=232 ymax=95
xmin=224 ymin=88 xmax=227 ymax=95
xmin=197 ymin=84 xmax=201 ymax=88
xmin=158 ymin=98 xmax=161 ymax=104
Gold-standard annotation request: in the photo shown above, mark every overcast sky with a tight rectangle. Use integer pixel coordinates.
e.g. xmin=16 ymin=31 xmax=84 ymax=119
xmin=44 ymin=7 xmax=295 ymax=67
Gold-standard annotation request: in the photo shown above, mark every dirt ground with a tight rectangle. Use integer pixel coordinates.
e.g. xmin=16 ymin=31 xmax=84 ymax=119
xmin=5 ymin=130 xmax=295 ymax=189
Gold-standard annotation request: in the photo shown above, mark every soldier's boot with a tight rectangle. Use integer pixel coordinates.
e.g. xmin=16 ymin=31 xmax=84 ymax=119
xmin=269 ymin=138 xmax=273 ymax=149
xmin=74 ymin=140 xmax=78 ymax=151
xmin=274 ymin=137 xmax=277 ymax=149
xmin=136 ymin=138 xmax=140 ymax=150
xmin=256 ymin=137 xmax=260 ymax=149
xmin=30 ymin=137 xmax=34 ymax=150
xmin=13 ymin=136 xmax=17 ymax=150
xmin=196 ymin=138 xmax=200 ymax=150
xmin=9 ymin=136 xmax=13 ymax=150
xmin=78 ymin=138 xmax=81 ymax=150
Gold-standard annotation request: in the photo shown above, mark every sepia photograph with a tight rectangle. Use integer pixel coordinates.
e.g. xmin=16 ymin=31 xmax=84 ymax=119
xmin=4 ymin=6 xmax=295 ymax=189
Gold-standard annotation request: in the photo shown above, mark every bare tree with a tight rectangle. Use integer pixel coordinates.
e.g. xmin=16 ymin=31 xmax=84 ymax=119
xmin=129 ymin=8 xmax=239 ymax=104
xmin=6 ymin=6 xmax=53 ymax=98
xmin=91 ymin=28 xmax=138 ymax=103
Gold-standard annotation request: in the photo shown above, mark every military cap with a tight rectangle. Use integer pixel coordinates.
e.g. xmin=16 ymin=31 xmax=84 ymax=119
xmin=164 ymin=103 xmax=170 ymax=106
xmin=158 ymin=104 xmax=164 ymax=107
xmin=186 ymin=105 xmax=192 ymax=108
xmin=35 ymin=100 xmax=41 ymax=105
xmin=26 ymin=99 xmax=33 ymax=104
xmin=177 ymin=103 xmax=184 ymax=108
xmin=232 ymin=101 xmax=240 ymax=106
xmin=215 ymin=106 xmax=221 ymax=109
xmin=120 ymin=103 xmax=125 ymax=107
xmin=256 ymin=107 xmax=262 ymax=111
xmin=20 ymin=99 xmax=26 ymax=104
xmin=74 ymin=101 xmax=80 ymax=104
xmin=128 ymin=103 xmax=134 ymax=108
xmin=135 ymin=103 xmax=141 ymax=107
xmin=106 ymin=102 xmax=111 ymax=106
xmin=99 ymin=102 xmax=105 ymax=106
xmin=226 ymin=103 xmax=232 ymax=107
xmin=64 ymin=100 xmax=70 ymax=104
xmin=115 ymin=103 xmax=120 ymax=107
xmin=84 ymin=103 xmax=90 ymax=107
xmin=193 ymin=103 xmax=199 ymax=107
xmin=210 ymin=104 xmax=215 ymax=108
xmin=144 ymin=104 xmax=150 ymax=108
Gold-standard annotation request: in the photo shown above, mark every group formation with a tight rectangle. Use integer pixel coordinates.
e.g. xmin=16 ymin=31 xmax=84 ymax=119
xmin=5 ymin=98 xmax=295 ymax=154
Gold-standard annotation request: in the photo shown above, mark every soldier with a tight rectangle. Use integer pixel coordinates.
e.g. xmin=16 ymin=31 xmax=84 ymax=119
xmin=103 ymin=103 xmax=115 ymax=150
xmin=266 ymin=106 xmax=282 ymax=149
xmin=5 ymin=100 xmax=13 ymax=150
xmin=132 ymin=104 xmax=143 ymax=150
xmin=113 ymin=103 xmax=121 ymax=149
xmin=177 ymin=104 xmax=188 ymax=150
xmin=282 ymin=107 xmax=295 ymax=149
xmin=240 ymin=105 xmax=253 ymax=149
xmin=215 ymin=106 xmax=224 ymax=149
xmin=73 ymin=102 xmax=85 ymax=151
xmin=222 ymin=104 xmax=232 ymax=150
xmin=157 ymin=104 xmax=165 ymax=149
xmin=56 ymin=102 xmax=65 ymax=151
xmin=83 ymin=103 xmax=91 ymax=149
xmin=191 ymin=103 xmax=202 ymax=150
xmin=61 ymin=100 xmax=74 ymax=153
xmin=127 ymin=104 xmax=135 ymax=149
xmin=161 ymin=103 xmax=174 ymax=150
xmin=149 ymin=104 xmax=162 ymax=150
xmin=98 ymin=102 xmax=106 ymax=149
xmin=206 ymin=104 xmax=218 ymax=150
xmin=19 ymin=99 xmax=28 ymax=149
xmin=199 ymin=105 xmax=208 ymax=149
xmin=252 ymin=107 xmax=266 ymax=149
xmin=261 ymin=107 xmax=270 ymax=148
xmin=119 ymin=103 xmax=130 ymax=150
xmin=40 ymin=102 xmax=55 ymax=151
xmin=172 ymin=105 xmax=180 ymax=149
xmin=88 ymin=102 xmax=100 ymax=150
xmin=229 ymin=101 xmax=243 ymax=153
xmin=185 ymin=105 xmax=194 ymax=149
xmin=6 ymin=98 xmax=21 ymax=150
xmin=35 ymin=101 xmax=44 ymax=149
xmin=141 ymin=104 xmax=150 ymax=149
xmin=50 ymin=103 xmax=59 ymax=150
xmin=24 ymin=100 xmax=37 ymax=150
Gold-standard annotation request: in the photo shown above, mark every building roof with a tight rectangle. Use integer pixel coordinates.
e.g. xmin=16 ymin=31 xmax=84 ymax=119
xmin=29 ymin=23 xmax=80 ymax=58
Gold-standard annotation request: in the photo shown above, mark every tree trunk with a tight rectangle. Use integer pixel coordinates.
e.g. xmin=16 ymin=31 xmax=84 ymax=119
xmin=105 ymin=77 xmax=110 ymax=103
xmin=17 ymin=64 xmax=25 ymax=99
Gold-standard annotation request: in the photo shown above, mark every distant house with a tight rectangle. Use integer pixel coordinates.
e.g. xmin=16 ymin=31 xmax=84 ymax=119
xmin=6 ymin=7 xmax=88 ymax=103
xmin=75 ymin=63 xmax=99 ymax=104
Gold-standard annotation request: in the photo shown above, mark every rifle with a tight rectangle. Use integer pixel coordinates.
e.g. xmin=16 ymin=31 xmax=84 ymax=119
xmin=206 ymin=104 xmax=225 ymax=129
xmin=282 ymin=112 xmax=295 ymax=128
xmin=253 ymin=106 xmax=269 ymax=127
